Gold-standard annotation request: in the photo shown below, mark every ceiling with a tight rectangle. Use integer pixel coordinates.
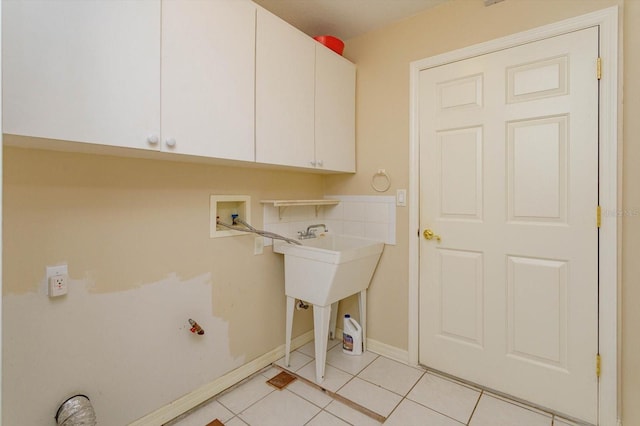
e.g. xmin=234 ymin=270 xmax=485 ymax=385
xmin=253 ymin=0 xmax=449 ymax=41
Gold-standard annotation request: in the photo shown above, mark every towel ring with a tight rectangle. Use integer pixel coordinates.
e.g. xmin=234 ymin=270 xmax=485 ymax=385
xmin=371 ymin=169 xmax=391 ymax=192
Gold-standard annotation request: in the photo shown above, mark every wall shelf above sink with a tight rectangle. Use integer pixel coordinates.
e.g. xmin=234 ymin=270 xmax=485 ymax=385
xmin=260 ymin=199 xmax=340 ymax=219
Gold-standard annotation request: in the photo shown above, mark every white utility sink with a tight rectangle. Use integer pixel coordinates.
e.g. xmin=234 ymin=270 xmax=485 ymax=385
xmin=274 ymin=234 xmax=384 ymax=383
xmin=274 ymin=234 xmax=384 ymax=306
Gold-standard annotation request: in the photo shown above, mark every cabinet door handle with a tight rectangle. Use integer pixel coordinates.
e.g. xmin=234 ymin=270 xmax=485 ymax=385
xmin=147 ymin=134 xmax=159 ymax=145
xmin=316 ymin=159 xmax=324 ymax=167
xmin=165 ymin=138 xmax=176 ymax=148
xmin=310 ymin=160 xmax=317 ymax=166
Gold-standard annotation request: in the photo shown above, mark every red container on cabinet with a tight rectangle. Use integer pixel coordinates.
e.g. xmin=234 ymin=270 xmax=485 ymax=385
xmin=313 ymin=35 xmax=344 ymax=55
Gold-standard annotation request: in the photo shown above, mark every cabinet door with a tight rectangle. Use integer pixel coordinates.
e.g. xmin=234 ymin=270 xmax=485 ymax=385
xmin=2 ymin=0 xmax=160 ymax=150
xmin=161 ymin=0 xmax=256 ymax=160
xmin=255 ymin=7 xmax=315 ymax=168
xmin=315 ymin=46 xmax=356 ymax=172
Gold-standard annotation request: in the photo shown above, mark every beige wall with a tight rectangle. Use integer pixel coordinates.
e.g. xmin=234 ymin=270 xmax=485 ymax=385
xmin=2 ymin=146 xmax=319 ymax=424
xmin=4 ymin=0 xmax=639 ymax=424
xmin=327 ymin=0 xmax=638 ymax=422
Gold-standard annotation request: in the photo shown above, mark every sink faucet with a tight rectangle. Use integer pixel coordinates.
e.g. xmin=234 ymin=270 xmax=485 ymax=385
xmin=298 ymin=224 xmax=328 ymax=240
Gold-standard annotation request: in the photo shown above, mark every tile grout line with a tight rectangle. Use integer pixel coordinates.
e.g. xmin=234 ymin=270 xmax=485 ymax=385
xmin=400 ymin=370 xmax=474 ymax=425
xmin=176 ymin=349 xmax=580 ymax=426
xmin=423 ymin=367 xmax=566 ymax=422
xmin=282 ymin=381 xmax=331 ymax=411
xmin=369 ymin=367 xmax=427 ymax=423
xmin=283 ymin=350 xmax=315 ymax=372
xmin=466 ymin=389 xmax=484 ymax=425
xmin=178 ymin=351 xmax=559 ymax=426
xmin=273 ymin=364 xmax=387 ymax=423
xmin=216 ymin=379 xmax=277 ymax=421
xmin=293 ymin=347 xmax=381 ymax=395
xmin=354 ymin=373 xmax=423 ymax=399
xmin=292 ymin=350 xmax=478 ymax=425
xmin=325 ymin=350 xmax=380 ymax=379
xmin=482 ymin=390 xmax=556 ymax=420
xmin=302 ymin=409 xmax=323 ymax=426
xmin=328 ymin=352 xmax=377 ymax=395
xmin=164 ymin=365 xmax=275 ymax=426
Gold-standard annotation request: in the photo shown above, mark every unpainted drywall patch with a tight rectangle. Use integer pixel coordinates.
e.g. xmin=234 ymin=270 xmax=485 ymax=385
xmin=3 ymin=272 xmax=243 ymax=425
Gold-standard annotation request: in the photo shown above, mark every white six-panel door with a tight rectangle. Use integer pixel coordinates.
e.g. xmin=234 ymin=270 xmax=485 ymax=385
xmin=418 ymin=27 xmax=599 ymax=422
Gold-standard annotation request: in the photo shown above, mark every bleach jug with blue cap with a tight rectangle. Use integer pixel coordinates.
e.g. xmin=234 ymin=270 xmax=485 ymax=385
xmin=342 ymin=314 xmax=363 ymax=355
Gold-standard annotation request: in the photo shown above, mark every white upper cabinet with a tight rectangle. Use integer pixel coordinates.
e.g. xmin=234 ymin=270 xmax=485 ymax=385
xmin=3 ymin=0 xmax=354 ymax=172
xmin=3 ymin=0 xmax=256 ymax=160
xmin=255 ymin=7 xmax=356 ymax=172
xmin=161 ymin=0 xmax=256 ymax=160
xmin=255 ymin=7 xmax=316 ymax=169
xmin=2 ymin=0 xmax=161 ymax=150
xmin=315 ymin=45 xmax=356 ymax=173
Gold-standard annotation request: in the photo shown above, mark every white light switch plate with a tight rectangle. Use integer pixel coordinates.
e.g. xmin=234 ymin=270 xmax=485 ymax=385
xmin=396 ymin=189 xmax=407 ymax=207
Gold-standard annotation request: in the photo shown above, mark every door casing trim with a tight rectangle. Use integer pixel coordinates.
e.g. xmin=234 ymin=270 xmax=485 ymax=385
xmin=408 ymin=6 xmax=620 ymax=425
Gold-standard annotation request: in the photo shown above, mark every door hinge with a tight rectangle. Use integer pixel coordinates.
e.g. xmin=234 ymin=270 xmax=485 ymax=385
xmin=597 ymin=205 xmax=602 ymax=228
xmin=596 ymin=57 xmax=602 ymax=80
xmin=596 ymin=353 xmax=601 ymax=378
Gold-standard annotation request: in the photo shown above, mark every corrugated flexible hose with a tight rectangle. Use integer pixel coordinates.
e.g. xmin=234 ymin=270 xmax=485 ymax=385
xmin=56 ymin=395 xmax=97 ymax=426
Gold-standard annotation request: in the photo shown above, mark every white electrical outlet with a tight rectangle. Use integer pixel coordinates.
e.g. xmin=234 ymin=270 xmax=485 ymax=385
xmin=47 ymin=264 xmax=69 ymax=297
xmin=49 ymin=275 xmax=68 ymax=297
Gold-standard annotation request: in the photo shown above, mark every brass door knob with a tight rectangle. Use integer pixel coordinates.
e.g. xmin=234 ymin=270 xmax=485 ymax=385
xmin=423 ymin=229 xmax=441 ymax=242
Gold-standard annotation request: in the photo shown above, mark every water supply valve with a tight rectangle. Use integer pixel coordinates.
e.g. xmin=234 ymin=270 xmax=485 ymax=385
xmin=188 ymin=318 xmax=205 ymax=335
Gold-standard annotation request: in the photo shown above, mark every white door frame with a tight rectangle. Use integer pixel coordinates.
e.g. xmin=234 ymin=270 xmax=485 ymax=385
xmin=408 ymin=6 xmax=620 ymax=425
xmin=0 ymin=2 xmax=4 ymax=421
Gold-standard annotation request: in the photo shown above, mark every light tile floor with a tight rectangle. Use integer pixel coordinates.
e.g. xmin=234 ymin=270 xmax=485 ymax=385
xmin=167 ymin=339 xmax=582 ymax=426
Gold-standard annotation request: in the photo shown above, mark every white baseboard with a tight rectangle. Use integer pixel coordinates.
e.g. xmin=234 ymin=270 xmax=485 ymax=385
xmin=366 ymin=338 xmax=410 ymax=364
xmin=129 ymin=330 xmax=315 ymax=426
